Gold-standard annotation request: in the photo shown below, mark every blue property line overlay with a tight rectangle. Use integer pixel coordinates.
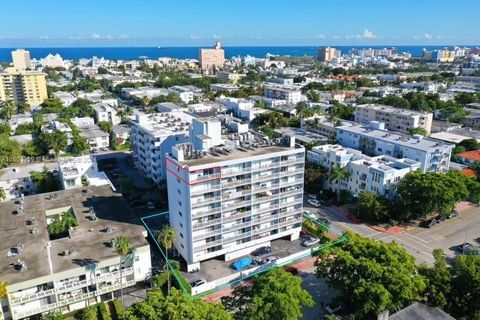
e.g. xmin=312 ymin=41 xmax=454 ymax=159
xmin=140 ymin=211 xmax=348 ymax=297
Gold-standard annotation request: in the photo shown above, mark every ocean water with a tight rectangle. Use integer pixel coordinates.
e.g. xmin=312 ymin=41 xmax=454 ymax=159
xmin=0 ymin=45 xmax=476 ymax=62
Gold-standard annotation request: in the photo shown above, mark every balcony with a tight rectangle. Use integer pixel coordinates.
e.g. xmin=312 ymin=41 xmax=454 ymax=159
xmin=190 ymin=184 xmax=221 ymax=196
xmin=190 ymin=173 xmax=221 ymax=183
xmin=223 ymin=220 xmax=252 ymax=231
xmin=252 ymin=193 xmax=280 ymax=205
xmin=223 ymin=232 xmax=252 ymax=244
xmin=10 ymin=288 xmax=56 ymax=306
xmin=191 ymin=195 xmax=222 ymax=207
xmin=222 ymin=199 xmax=251 ymax=210
xmin=192 ymin=207 xmax=222 ymax=218
xmin=251 ymin=214 xmax=280 ymax=225
xmin=222 ymin=210 xmax=252 ymax=222
xmin=193 ymin=217 xmax=222 ymax=229
xmin=250 ymin=162 xmax=281 ymax=172
xmin=222 ymin=189 xmax=252 ymax=200
xmin=222 ymin=167 xmax=251 ymax=177
xmin=96 ymin=267 xmax=134 ymax=282
xmin=279 ymin=188 xmax=303 ymax=197
xmin=280 ymin=169 xmax=304 ymax=177
xmin=278 ymin=209 xmax=303 ymax=219
xmin=194 ymin=239 xmax=223 ymax=251
xmin=253 ymin=204 xmax=279 ymax=215
xmin=282 ymin=158 xmax=304 ymax=165
xmin=251 ymin=224 xmax=278 ymax=236
xmin=279 ymin=199 xmax=303 ymax=209
xmin=193 ymin=229 xmax=222 ymax=241
xmin=252 ymin=183 xmax=279 ymax=193
xmin=222 ymin=178 xmax=252 ymax=188
xmin=253 ymin=173 xmax=280 ymax=182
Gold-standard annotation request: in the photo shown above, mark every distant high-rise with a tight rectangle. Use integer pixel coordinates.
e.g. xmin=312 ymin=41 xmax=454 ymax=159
xmin=11 ymin=49 xmax=32 ymax=70
xmin=317 ymin=47 xmax=340 ymax=62
xmin=199 ymin=41 xmax=225 ymax=73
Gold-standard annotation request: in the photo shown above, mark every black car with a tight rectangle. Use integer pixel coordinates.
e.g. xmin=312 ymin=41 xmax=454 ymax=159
xmin=251 ymin=246 xmax=272 ymax=257
xmin=420 ymin=218 xmax=438 ymax=228
xmin=447 ymin=211 xmax=459 ymax=219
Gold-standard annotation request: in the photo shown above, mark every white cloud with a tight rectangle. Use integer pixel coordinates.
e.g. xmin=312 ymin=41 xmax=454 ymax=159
xmin=189 ymin=35 xmax=200 ymax=40
xmin=212 ymin=34 xmax=222 ymax=40
xmin=424 ymin=33 xmax=433 ymax=40
xmin=361 ymin=28 xmax=376 ymax=39
xmin=117 ymin=34 xmax=129 ymax=40
xmin=91 ymin=33 xmax=102 ymax=40
xmin=316 ymin=34 xmax=326 ymax=40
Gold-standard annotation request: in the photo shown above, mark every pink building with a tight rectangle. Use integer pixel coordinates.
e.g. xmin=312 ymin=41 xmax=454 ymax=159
xmin=199 ymin=41 xmax=225 ymax=73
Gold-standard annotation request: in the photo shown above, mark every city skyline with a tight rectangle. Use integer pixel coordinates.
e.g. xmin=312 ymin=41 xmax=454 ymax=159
xmin=1 ymin=0 xmax=479 ymax=47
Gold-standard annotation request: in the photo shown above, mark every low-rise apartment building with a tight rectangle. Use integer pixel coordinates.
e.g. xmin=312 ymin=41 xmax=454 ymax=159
xmin=58 ymin=156 xmax=112 ymax=190
xmin=263 ymin=83 xmax=302 ymax=105
xmin=130 ymin=111 xmax=195 ymax=183
xmin=165 ymin=133 xmax=305 ymax=272
xmin=0 ymin=185 xmax=151 ymax=320
xmin=335 ymin=122 xmax=453 ymax=173
xmin=92 ymin=103 xmax=121 ymax=125
xmin=354 ymin=104 xmax=433 ymax=134
xmin=307 ymin=144 xmax=420 ymax=198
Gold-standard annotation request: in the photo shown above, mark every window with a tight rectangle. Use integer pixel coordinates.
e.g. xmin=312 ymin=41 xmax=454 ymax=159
xmin=181 ymin=243 xmax=184 ymax=249
xmin=180 ymin=233 xmax=184 ymax=238
xmin=178 ymin=200 xmax=182 ymax=206
xmin=179 ymin=223 xmax=183 ymax=228
xmin=177 ymin=189 xmax=181 ymax=195
xmin=178 ymin=211 xmax=183 ymax=217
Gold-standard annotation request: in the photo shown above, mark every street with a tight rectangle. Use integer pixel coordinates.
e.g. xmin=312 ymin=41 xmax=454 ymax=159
xmin=303 ymin=198 xmax=480 ymax=265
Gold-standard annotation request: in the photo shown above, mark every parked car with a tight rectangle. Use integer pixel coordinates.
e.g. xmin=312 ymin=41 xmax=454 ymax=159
xmin=420 ymin=218 xmax=438 ymax=228
xmin=307 ymin=199 xmax=321 ymax=207
xmin=317 ymin=217 xmax=332 ymax=226
xmin=263 ymin=256 xmax=280 ymax=264
xmin=231 ymin=257 xmax=253 ymax=270
xmin=251 ymin=246 xmax=272 ymax=257
xmin=303 ymin=210 xmax=316 ymax=220
xmin=252 ymin=256 xmax=265 ymax=265
xmin=302 ymin=236 xmax=320 ymax=247
xmin=190 ymin=278 xmax=207 ymax=288
xmin=457 ymin=242 xmax=474 ymax=252
xmin=457 ymin=242 xmax=480 ymax=255
xmin=447 ymin=210 xmax=459 ymax=219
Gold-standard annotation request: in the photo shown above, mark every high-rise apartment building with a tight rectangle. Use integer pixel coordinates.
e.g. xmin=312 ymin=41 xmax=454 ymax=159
xmin=11 ymin=49 xmax=32 ymax=70
xmin=199 ymin=42 xmax=225 ymax=73
xmin=354 ymin=104 xmax=433 ymax=134
xmin=166 ymin=134 xmax=305 ymax=271
xmin=0 ymin=67 xmax=48 ymax=105
xmin=317 ymin=47 xmax=340 ymax=62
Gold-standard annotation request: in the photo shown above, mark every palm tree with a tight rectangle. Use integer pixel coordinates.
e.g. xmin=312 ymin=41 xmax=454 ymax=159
xmin=157 ymin=225 xmax=176 ymax=294
xmin=329 ymin=164 xmax=350 ymax=204
xmin=114 ymin=236 xmax=131 ymax=308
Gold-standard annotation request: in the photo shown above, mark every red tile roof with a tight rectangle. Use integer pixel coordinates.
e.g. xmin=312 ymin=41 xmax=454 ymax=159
xmin=462 ymin=168 xmax=477 ymax=177
xmin=458 ymin=150 xmax=480 ymax=161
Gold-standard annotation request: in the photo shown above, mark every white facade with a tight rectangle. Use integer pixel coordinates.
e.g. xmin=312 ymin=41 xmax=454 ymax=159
xmin=58 ymin=156 xmax=112 ymax=190
xmin=307 ymin=144 xmax=420 ymax=198
xmin=130 ymin=111 xmax=195 ymax=183
xmin=354 ymin=104 xmax=433 ymax=134
xmin=225 ymin=97 xmax=267 ymax=121
xmin=264 ymin=83 xmax=302 ymax=105
xmin=53 ymin=92 xmax=76 ymax=107
xmin=166 ymin=136 xmax=305 ymax=271
xmin=335 ymin=123 xmax=453 ymax=173
xmin=92 ymin=103 xmax=121 ymax=125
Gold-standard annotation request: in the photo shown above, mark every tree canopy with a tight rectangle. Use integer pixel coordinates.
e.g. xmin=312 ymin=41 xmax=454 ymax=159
xmin=222 ymin=268 xmax=314 ymax=320
xmin=315 ymin=232 xmax=425 ymax=318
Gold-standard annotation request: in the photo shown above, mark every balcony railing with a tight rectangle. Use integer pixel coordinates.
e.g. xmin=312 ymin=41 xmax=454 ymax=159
xmin=252 ymin=194 xmax=280 ymax=204
xmin=250 ymin=162 xmax=281 ymax=172
xmin=193 ymin=217 xmax=222 ymax=229
xmin=190 ymin=173 xmax=221 ymax=183
xmin=192 ymin=207 xmax=222 ymax=218
xmin=222 ymin=178 xmax=252 ymax=188
xmin=223 ymin=220 xmax=252 ymax=232
xmin=253 ymin=173 xmax=280 ymax=182
xmin=193 ymin=239 xmax=223 ymax=251
xmin=222 ymin=199 xmax=251 ymax=210
xmin=282 ymin=158 xmax=305 ymax=165
xmin=222 ymin=167 xmax=252 ymax=177
xmin=193 ymin=229 xmax=222 ymax=241
xmin=191 ymin=195 xmax=222 ymax=207
xmin=10 ymin=288 xmax=56 ymax=306
xmin=252 ymin=183 xmax=280 ymax=193
xmin=222 ymin=232 xmax=252 ymax=244
xmin=222 ymin=210 xmax=252 ymax=223
xmin=222 ymin=189 xmax=252 ymax=200
xmin=191 ymin=184 xmax=221 ymax=195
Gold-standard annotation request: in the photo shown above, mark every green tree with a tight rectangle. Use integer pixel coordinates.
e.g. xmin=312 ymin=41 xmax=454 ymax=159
xmin=418 ymin=249 xmax=451 ymax=310
xmin=157 ymin=225 xmax=177 ymax=294
xmin=39 ymin=311 xmax=63 ymax=320
xmin=114 ymin=236 xmax=131 ymax=308
xmin=0 ymin=186 xmax=6 ymax=201
xmin=40 ymin=98 xmax=64 ymax=113
xmin=316 ymin=232 xmax=425 ymax=318
xmin=449 ymin=255 xmax=480 ymax=319
xmin=357 ymin=191 xmax=390 ymax=222
xmin=408 ymin=127 xmax=428 ymax=136
xmin=0 ymin=101 xmax=16 ymax=120
xmin=0 ymin=135 xmax=22 ymax=167
xmin=38 ymin=130 xmax=68 ymax=156
xmin=0 ymin=280 xmax=7 ymax=299
xmin=30 ymin=167 xmax=60 ymax=193
xmin=222 ymin=268 xmax=314 ymax=320
xmin=328 ymin=164 xmax=350 ymax=204
xmin=71 ymin=135 xmax=89 ymax=156
xmin=123 ymin=288 xmax=231 ymax=320
xmin=304 ymin=162 xmax=325 ymax=194
xmin=16 ymin=102 xmax=31 ymax=114
xmin=307 ymin=90 xmax=320 ymax=102
xmin=97 ymin=121 xmax=113 ymax=134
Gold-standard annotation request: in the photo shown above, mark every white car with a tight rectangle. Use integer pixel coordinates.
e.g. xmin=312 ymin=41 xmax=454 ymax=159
xmin=303 ymin=210 xmax=316 ymax=220
xmin=307 ymin=199 xmax=321 ymax=207
xmin=302 ymin=236 xmax=320 ymax=247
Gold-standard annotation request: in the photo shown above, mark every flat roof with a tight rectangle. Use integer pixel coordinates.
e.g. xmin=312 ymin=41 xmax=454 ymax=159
xmin=274 ymin=127 xmax=328 ymax=144
xmin=338 ymin=125 xmax=453 ymax=151
xmin=356 ymin=104 xmax=432 ymax=116
xmin=0 ymin=162 xmax=58 ymax=181
xmin=0 ymin=185 xmax=148 ymax=284
xmin=79 ymin=125 xmax=109 ymax=139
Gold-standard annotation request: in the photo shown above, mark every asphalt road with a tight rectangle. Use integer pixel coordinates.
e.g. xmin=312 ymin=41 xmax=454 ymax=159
xmin=303 ymin=197 xmax=480 ymax=265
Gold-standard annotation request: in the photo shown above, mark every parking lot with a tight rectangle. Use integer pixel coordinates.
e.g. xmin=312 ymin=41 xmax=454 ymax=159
xmin=182 ymin=236 xmax=313 ymax=284
xmin=303 ymin=195 xmax=480 ymax=265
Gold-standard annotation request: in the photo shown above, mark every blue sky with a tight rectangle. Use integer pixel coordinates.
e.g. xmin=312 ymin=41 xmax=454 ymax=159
xmin=0 ymin=0 xmax=479 ymax=47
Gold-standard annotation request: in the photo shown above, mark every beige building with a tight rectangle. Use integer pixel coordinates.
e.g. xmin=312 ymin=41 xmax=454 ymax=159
xmin=354 ymin=104 xmax=433 ymax=134
xmin=199 ymin=42 xmax=225 ymax=73
xmin=0 ymin=68 xmax=48 ymax=105
xmin=317 ymin=47 xmax=340 ymax=62
xmin=436 ymin=49 xmax=455 ymax=63
xmin=11 ymin=49 xmax=32 ymax=70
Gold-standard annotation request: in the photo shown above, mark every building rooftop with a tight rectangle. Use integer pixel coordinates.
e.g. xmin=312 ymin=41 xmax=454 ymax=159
xmin=273 ymin=127 xmax=329 ymax=145
xmin=458 ymin=149 xmax=480 ymax=161
xmin=389 ymin=302 xmax=455 ymax=320
xmin=78 ymin=125 xmax=109 ymax=139
xmin=130 ymin=112 xmax=195 ymax=137
xmin=337 ymin=124 xmax=453 ymax=151
xmin=0 ymin=185 xmax=147 ymax=285
xmin=356 ymin=104 xmax=432 ymax=116
xmin=0 ymin=162 xmax=58 ymax=181
xmin=173 ymin=133 xmax=303 ymax=167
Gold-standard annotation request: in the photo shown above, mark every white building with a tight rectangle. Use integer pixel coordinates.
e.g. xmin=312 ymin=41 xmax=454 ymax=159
xmin=58 ymin=156 xmax=112 ymax=190
xmin=130 ymin=111 xmax=195 ymax=183
xmin=92 ymin=103 xmax=121 ymax=125
xmin=0 ymin=185 xmax=151 ymax=320
xmin=78 ymin=125 xmax=110 ymax=151
xmin=354 ymin=104 xmax=433 ymax=134
xmin=225 ymin=97 xmax=267 ymax=121
xmin=168 ymin=86 xmax=194 ymax=103
xmin=264 ymin=83 xmax=302 ymax=105
xmin=307 ymin=144 xmax=420 ymax=198
xmin=166 ymin=134 xmax=305 ymax=272
xmin=335 ymin=122 xmax=453 ymax=173
xmin=53 ymin=92 xmax=76 ymax=107
xmin=8 ymin=114 xmax=33 ymax=132
xmin=0 ymin=163 xmax=57 ymax=201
